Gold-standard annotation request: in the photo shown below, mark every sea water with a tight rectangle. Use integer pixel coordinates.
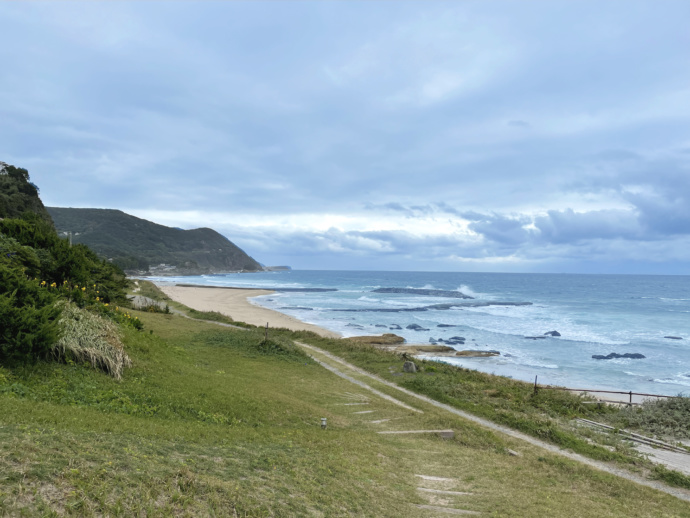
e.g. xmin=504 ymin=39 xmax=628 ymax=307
xmin=149 ymin=271 xmax=690 ymax=396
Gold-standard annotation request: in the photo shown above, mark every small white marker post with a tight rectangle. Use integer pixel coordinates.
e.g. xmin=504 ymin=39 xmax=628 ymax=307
xmin=321 ymin=418 xmax=327 ymax=430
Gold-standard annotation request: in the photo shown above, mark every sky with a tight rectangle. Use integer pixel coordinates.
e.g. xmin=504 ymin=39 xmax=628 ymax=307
xmin=2 ymin=1 xmax=689 ymax=273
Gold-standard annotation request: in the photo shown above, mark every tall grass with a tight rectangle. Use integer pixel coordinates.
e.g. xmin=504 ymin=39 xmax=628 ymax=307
xmin=608 ymin=396 xmax=690 ymax=440
xmin=52 ymin=301 xmax=132 ymax=379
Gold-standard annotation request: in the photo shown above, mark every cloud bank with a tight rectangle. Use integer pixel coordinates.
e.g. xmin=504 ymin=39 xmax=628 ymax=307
xmin=1 ymin=1 xmax=689 ymax=272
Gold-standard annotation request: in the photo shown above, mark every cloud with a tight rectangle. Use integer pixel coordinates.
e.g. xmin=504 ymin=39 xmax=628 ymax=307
xmin=507 ymin=120 xmax=530 ymax=128
xmin=2 ymin=1 xmax=690 ymax=273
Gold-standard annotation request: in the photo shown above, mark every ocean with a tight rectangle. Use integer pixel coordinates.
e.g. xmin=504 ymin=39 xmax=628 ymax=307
xmin=148 ymin=270 xmax=690 ymax=396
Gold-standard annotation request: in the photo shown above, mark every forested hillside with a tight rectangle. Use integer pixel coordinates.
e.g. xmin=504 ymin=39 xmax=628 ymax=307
xmin=47 ymin=207 xmax=263 ymax=274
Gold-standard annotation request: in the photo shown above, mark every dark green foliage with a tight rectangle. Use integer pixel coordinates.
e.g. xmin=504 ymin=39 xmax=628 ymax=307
xmin=0 ymin=217 xmax=129 ymax=306
xmin=47 ymin=207 xmax=262 ymax=273
xmin=186 ymin=308 xmax=233 ymax=324
xmin=606 ymin=395 xmax=690 ymax=440
xmin=0 ymin=163 xmax=54 ymax=225
xmin=0 ymin=162 xmax=131 ymax=363
xmin=0 ymin=264 xmax=61 ymax=362
xmin=650 ymin=465 xmax=690 ymax=489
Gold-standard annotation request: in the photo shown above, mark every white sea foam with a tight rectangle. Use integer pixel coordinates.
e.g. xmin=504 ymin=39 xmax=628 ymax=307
xmin=652 ymin=377 xmax=690 ymax=388
xmin=457 ymin=284 xmax=486 ymax=299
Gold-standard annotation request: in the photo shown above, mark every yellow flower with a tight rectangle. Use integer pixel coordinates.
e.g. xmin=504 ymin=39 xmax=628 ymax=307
xmin=96 ymin=297 xmax=100 ymax=301
xmin=104 ymin=303 xmax=109 ymax=307
xmin=82 ymin=287 xmax=86 ymax=291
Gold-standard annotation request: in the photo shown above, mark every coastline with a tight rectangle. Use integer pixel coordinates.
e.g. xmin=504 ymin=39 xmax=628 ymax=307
xmin=156 ymin=284 xmax=341 ymax=339
xmin=154 ymin=282 xmax=672 ymax=404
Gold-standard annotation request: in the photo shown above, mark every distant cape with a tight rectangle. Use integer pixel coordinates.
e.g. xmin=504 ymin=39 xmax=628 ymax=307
xmin=47 ymin=207 xmax=263 ymax=275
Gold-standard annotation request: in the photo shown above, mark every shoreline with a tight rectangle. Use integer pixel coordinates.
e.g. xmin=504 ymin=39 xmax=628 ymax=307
xmin=156 ymin=284 xmax=341 ymax=339
xmin=154 ymin=282 xmax=674 ymax=404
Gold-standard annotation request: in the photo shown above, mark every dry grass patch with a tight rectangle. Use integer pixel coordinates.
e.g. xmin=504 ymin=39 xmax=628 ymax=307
xmin=53 ymin=302 xmax=132 ymax=379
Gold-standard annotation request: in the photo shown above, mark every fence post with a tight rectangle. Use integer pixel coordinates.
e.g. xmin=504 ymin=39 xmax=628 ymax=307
xmin=534 ymin=375 xmax=538 ymax=395
xmin=629 ymin=391 xmax=632 ymax=405
xmin=265 ymin=322 xmax=269 ymax=342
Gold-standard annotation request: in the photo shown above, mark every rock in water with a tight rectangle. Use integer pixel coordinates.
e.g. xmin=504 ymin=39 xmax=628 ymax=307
xmin=592 ymin=352 xmax=646 ymax=360
xmin=406 ymin=323 xmax=430 ymax=331
xmin=403 ymin=361 xmax=417 ymax=373
xmin=665 ymin=336 xmax=683 ymax=340
xmin=544 ymin=331 xmax=561 ymax=337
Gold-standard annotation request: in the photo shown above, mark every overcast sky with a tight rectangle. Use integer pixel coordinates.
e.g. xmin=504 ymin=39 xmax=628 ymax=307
xmin=2 ymin=1 xmax=689 ymax=273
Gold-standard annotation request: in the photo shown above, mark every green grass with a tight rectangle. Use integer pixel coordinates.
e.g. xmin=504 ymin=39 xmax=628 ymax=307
xmin=273 ymin=331 xmax=690 ymax=483
xmin=3 ymin=311 xmax=690 ymax=516
xmin=186 ymin=309 xmax=235 ymax=325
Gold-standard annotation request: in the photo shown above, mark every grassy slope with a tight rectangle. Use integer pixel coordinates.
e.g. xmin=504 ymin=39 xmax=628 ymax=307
xmin=1 ymin=312 xmax=689 ymax=516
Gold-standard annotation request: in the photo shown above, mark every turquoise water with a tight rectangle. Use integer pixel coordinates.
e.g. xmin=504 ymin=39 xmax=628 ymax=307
xmin=149 ymin=271 xmax=690 ymax=396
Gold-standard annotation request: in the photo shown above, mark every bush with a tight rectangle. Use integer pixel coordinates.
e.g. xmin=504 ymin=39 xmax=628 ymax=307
xmin=0 ymin=265 xmax=61 ymax=362
xmin=609 ymin=395 xmax=690 ymax=440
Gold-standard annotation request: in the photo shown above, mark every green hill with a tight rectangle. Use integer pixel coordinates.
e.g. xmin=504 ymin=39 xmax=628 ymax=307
xmin=0 ymin=161 xmax=54 ymax=225
xmin=46 ymin=207 xmax=263 ymax=274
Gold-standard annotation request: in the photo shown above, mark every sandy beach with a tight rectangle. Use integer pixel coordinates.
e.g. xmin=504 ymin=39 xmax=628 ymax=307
xmin=157 ymin=284 xmax=341 ymax=338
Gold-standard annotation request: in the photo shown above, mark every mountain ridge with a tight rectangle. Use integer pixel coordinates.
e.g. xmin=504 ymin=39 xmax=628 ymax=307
xmin=47 ymin=207 xmax=263 ymax=275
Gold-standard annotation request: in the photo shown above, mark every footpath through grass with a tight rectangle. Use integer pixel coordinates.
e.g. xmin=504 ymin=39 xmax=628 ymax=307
xmin=1 ymin=310 xmax=690 ymax=516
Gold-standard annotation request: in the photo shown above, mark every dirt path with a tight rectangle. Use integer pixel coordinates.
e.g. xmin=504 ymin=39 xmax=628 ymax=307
xmin=294 ymin=341 xmax=690 ymax=503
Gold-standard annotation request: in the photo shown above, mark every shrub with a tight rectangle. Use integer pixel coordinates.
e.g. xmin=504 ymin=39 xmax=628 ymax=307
xmin=610 ymin=395 xmax=690 ymax=440
xmin=0 ymin=265 xmax=61 ymax=362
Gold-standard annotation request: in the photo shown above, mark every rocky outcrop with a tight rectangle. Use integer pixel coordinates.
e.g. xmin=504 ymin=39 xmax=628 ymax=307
xmin=333 ymin=301 xmax=532 ymax=313
xmin=455 ymin=350 xmax=500 ymax=357
xmin=592 ymin=352 xmax=646 ymax=360
xmin=403 ymin=361 xmax=417 ymax=373
xmin=544 ymin=331 xmax=561 ymax=337
xmin=665 ymin=336 xmax=683 ymax=340
xmin=437 ymin=336 xmax=466 ymax=346
xmin=372 ymin=288 xmax=474 ymax=299
xmin=348 ymin=334 xmax=405 ymax=345
xmin=393 ymin=345 xmax=456 ymax=355
xmin=406 ymin=323 xmax=430 ymax=331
